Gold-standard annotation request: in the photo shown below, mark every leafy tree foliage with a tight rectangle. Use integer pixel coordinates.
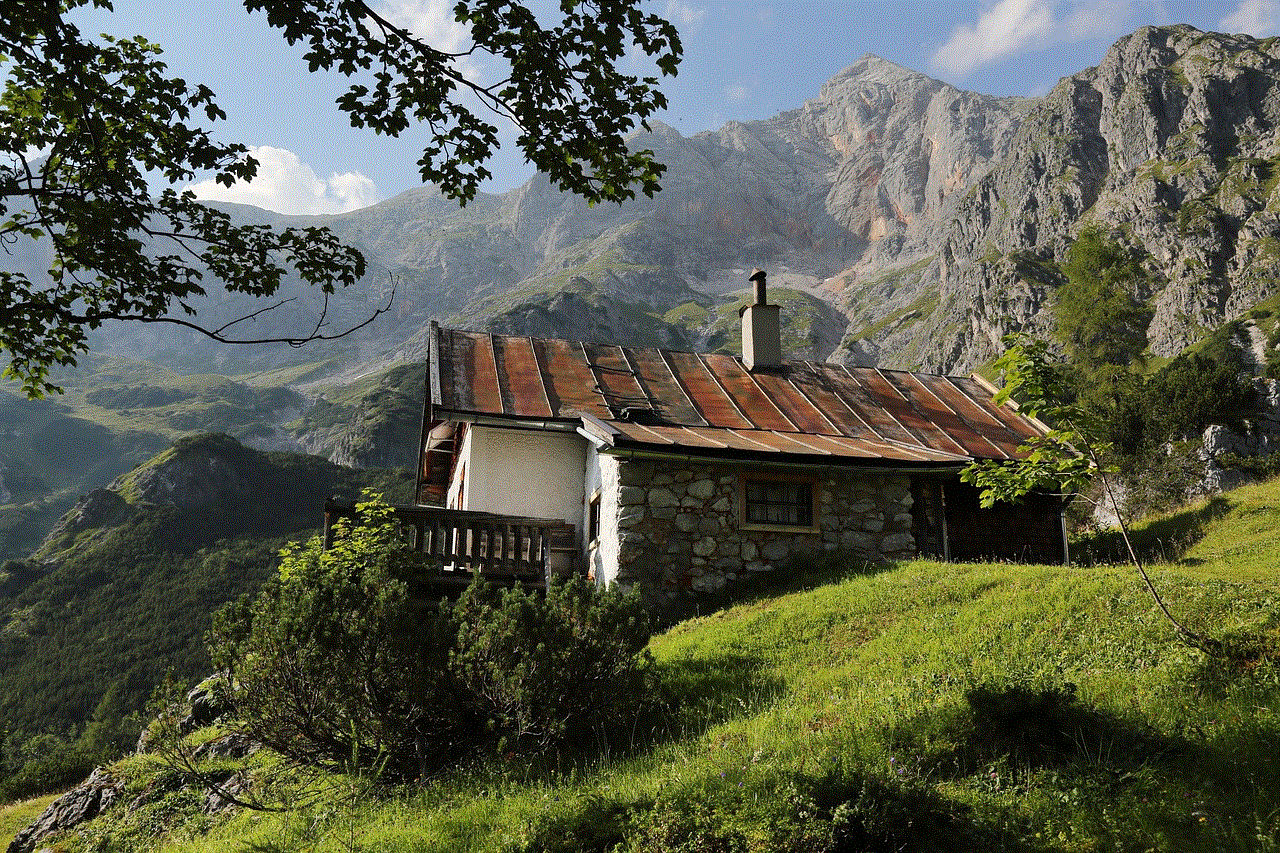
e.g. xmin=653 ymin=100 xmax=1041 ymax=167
xmin=0 ymin=3 xmax=367 ymax=397
xmin=962 ymin=334 xmax=1217 ymax=654
xmin=960 ymin=335 xmax=1094 ymax=507
xmin=1145 ymin=341 xmax=1254 ymax=442
xmin=209 ymin=497 xmax=652 ymax=780
xmin=1042 ymin=228 xmax=1254 ymax=515
xmin=0 ymin=1 xmax=681 ymax=397
xmin=250 ymin=0 xmax=681 ymax=205
xmin=1054 ymin=227 xmax=1153 ymax=378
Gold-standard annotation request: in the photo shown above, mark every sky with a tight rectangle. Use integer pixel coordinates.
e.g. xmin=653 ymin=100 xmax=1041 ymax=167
xmin=71 ymin=0 xmax=1280 ymax=216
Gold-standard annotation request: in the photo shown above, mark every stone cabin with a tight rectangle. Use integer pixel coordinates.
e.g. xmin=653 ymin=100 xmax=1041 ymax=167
xmin=416 ymin=272 xmax=1068 ymax=602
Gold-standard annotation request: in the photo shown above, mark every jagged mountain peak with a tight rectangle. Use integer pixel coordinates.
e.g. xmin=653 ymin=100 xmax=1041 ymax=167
xmin=825 ymin=53 xmax=935 ymax=88
xmin=21 ymin=23 xmax=1280 ymax=392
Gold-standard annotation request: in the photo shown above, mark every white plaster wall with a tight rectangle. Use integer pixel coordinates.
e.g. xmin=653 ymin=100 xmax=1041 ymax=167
xmin=584 ymin=448 xmax=623 ymax=587
xmin=459 ymin=425 xmax=588 ymax=525
xmin=446 ymin=426 xmax=472 ymax=510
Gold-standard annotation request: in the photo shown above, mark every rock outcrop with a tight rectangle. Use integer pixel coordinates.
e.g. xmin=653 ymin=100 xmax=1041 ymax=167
xmin=917 ymin=26 xmax=1280 ymax=371
xmin=7 ymin=768 xmax=124 ymax=853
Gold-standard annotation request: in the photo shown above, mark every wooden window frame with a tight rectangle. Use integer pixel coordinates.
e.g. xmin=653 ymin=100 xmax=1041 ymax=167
xmin=587 ymin=488 xmax=602 ymax=548
xmin=738 ymin=472 xmax=818 ymax=533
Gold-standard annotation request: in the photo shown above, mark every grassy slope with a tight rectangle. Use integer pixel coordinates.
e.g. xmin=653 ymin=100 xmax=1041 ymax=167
xmin=0 ymin=794 xmax=56 ymax=845
xmin=92 ymin=481 xmax=1280 ymax=853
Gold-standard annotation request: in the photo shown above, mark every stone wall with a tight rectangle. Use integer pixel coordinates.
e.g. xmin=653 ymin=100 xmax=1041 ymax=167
xmin=607 ymin=459 xmax=915 ymax=599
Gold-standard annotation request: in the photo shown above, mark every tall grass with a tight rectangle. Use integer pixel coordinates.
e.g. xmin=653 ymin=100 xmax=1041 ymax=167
xmin=104 ymin=555 xmax=1275 ymax=853
xmin=32 ymin=480 xmax=1280 ymax=852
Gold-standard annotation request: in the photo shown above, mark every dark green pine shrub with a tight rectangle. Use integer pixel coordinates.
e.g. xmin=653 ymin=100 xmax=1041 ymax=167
xmin=451 ymin=569 xmax=653 ymax=753
xmin=208 ymin=497 xmax=652 ymax=781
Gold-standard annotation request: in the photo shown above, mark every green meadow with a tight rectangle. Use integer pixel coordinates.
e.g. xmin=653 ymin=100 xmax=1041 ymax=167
xmin=12 ymin=478 xmax=1280 ymax=852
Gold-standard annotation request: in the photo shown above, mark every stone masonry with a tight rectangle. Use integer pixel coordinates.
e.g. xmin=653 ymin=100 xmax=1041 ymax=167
xmin=608 ymin=459 xmax=916 ymax=598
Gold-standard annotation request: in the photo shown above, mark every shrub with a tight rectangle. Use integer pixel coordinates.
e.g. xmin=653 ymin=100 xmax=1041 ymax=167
xmin=208 ymin=499 xmax=459 ymax=780
xmin=208 ymin=496 xmax=652 ymax=781
xmin=452 ymin=574 xmax=652 ymax=752
xmin=1144 ymin=348 xmax=1254 ymax=441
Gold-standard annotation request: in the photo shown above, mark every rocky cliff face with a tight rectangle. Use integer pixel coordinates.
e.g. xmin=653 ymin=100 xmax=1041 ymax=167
xmin=252 ymin=28 xmax=1280 ymax=382
xmin=12 ymin=25 xmax=1279 ymax=453
xmin=912 ymin=26 xmax=1280 ymax=371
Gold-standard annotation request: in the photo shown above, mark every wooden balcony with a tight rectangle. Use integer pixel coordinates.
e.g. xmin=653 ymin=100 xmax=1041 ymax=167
xmin=323 ymin=500 xmax=578 ymax=590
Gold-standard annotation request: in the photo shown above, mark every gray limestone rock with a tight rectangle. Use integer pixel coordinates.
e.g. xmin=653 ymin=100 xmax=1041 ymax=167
xmin=8 ymin=769 xmax=124 ymax=853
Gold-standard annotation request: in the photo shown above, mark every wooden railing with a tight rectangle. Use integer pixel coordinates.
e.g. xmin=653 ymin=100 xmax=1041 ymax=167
xmin=323 ymin=501 xmax=578 ymax=586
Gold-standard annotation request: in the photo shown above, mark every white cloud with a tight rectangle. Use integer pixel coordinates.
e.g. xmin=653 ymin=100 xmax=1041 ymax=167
xmin=726 ymin=84 xmax=749 ymax=102
xmin=185 ymin=147 xmax=380 ymax=216
xmin=375 ymin=0 xmax=469 ymax=52
xmin=1220 ymin=0 xmax=1280 ymax=36
xmin=374 ymin=0 xmax=483 ymax=80
xmin=665 ymin=1 xmax=706 ymax=28
xmin=930 ymin=0 xmax=1128 ymax=78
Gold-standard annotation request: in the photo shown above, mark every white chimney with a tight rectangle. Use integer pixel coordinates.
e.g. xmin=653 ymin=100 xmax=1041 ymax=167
xmin=740 ymin=268 xmax=781 ymax=370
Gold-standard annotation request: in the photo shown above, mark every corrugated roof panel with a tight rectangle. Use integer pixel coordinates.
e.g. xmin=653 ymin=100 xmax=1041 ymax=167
xmin=918 ymin=374 xmax=1028 ymax=459
xmin=789 ymin=366 xmax=880 ymax=440
xmin=819 ymin=366 xmax=921 ymax=446
xmin=621 ymin=422 xmax=679 ymax=445
xmin=738 ymin=429 xmax=823 ymax=453
xmin=491 ymin=335 xmax=553 ymax=418
xmin=677 ymin=426 xmax=733 ymax=448
xmin=535 ymin=337 xmax=609 ymax=418
xmin=822 ymin=435 xmax=965 ymax=463
xmin=428 ymin=328 xmax=1051 ymax=466
xmin=947 ymin=376 xmax=1047 ymax=453
xmin=448 ymin=329 xmax=505 ymax=415
xmin=582 ymin=342 xmax=650 ymax=415
xmin=663 ymin=350 xmax=753 ymax=429
xmin=701 ymin=353 xmax=797 ymax=431
xmin=853 ymin=368 xmax=967 ymax=453
xmin=881 ymin=371 xmax=995 ymax=458
xmin=751 ymin=368 xmax=839 ymax=435
xmin=634 ymin=425 xmax=727 ymax=448
xmin=623 ymin=347 xmax=705 ymax=425
xmin=604 ymin=425 xmax=970 ymax=464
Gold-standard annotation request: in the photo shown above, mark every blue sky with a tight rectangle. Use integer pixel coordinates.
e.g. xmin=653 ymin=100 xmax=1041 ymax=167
xmin=72 ymin=1 xmax=1280 ymax=214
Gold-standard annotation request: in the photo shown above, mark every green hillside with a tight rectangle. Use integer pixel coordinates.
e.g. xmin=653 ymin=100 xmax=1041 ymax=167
xmin=0 ymin=434 xmax=412 ymax=798
xmin=17 ymin=478 xmax=1279 ymax=853
xmin=0 ymin=354 xmax=316 ymax=560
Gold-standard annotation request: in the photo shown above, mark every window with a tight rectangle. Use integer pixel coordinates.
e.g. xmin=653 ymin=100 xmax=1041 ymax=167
xmin=741 ymin=476 xmax=815 ymax=529
xmin=587 ymin=491 xmax=601 ymax=546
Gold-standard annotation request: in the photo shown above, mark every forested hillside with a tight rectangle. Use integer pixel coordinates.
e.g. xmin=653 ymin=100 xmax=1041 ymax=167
xmin=0 ymin=434 xmax=411 ymax=798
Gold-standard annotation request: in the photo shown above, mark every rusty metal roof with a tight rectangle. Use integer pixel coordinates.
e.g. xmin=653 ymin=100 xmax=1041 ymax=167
xmin=427 ymin=324 xmax=1047 ymax=467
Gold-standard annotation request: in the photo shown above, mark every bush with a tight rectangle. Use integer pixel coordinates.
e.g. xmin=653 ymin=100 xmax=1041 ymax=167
xmin=1144 ymin=347 xmax=1253 ymax=441
xmin=452 ymin=572 xmax=652 ymax=752
xmin=208 ymin=497 xmax=652 ymax=781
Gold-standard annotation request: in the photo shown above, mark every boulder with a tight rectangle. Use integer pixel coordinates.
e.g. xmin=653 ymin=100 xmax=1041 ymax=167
xmin=8 ymin=768 xmax=124 ymax=853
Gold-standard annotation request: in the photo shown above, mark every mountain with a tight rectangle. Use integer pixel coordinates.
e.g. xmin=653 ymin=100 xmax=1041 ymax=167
xmin=920 ymin=25 xmax=1280 ymax=370
xmin=5 ymin=25 xmax=1280 ymax=553
xmin=0 ymin=434 xmax=412 ymax=738
xmin=5 ymin=26 xmax=1275 ymax=388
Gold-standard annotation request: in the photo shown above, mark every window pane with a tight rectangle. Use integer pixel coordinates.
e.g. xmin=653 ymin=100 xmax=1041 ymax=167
xmin=745 ymin=480 xmax=812 ymax=526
